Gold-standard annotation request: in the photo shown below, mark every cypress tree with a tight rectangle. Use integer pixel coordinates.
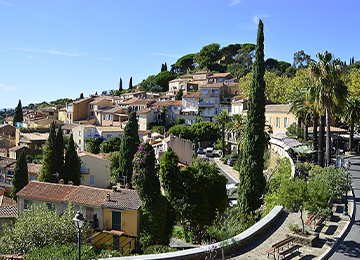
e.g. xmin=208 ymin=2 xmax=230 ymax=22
xmin=13 ymin=100 xmax=23 ymax=126
xmin=132 ymin=143 xmax=173 ymax=249
xmin=117 ymin=111 xmax=139 ymax=184
xmin=164 ymin=62 xmax=167 ymax=71
xmin=119 ymin=77 xmax=123 ymax=92
xmin=80 ymin=93 xmax=84 ymax=99
xmin=64 ymin=134 xmax=81 ymax=185
xmin=54 ymin=126 xmax=65 ymax=181
xmin=39 ymin=122 xmax=58 ymax=183
xmin=175 ymin=88 xmax=183 ymax=100
xmin=10 ymin=150 xmax=29 ymax=200
xmin=129 ymin=76 xmax=133 ymax=90
xmin=237 ymin=19 xmax=267 ymax=214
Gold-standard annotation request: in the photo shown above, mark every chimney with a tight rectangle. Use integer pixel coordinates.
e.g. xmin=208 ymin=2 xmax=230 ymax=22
xmin=68 ymin=181 xmax=73 ymax=185
xmin=59 ymin=179 xmax=64 ymax=184
xmin=112 ymin=186 xmax=117 ymax=192
xmin=106 ymin=194 xmax=111 ymax=201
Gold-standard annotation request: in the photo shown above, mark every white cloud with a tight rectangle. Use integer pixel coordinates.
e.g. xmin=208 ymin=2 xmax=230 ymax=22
xmin=0 ymin=1 xmax=12 ymax=7
xmin=150 ymin=52 xmax=181 ymax=59
xmin=229 ymin=0 xmax=242 ymax=7
xmin=0 ymin=84 xmax=19 ymax=91
xmin=253 ymin=14 xmax=270 ymax=24
xmin=11 ymin=47 xmax=87 ymax=57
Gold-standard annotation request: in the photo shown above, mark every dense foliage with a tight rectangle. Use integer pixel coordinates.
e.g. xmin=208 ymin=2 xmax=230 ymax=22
xmin=132 ymin=143 xmax=174 ymax=250
xmin=0 ymin=203 xmax=91 ymax=254
xmin=63 ymin=134 xmax=82 ymax=185
xmin=85 ymin=137 xmax=105 ymax=154
xmin=159 ymin=151 xmax=227 ymax=239
xmin=237 ymin=20 xmax=267 ymax=214
xmin=117 ymin=111 xmax=139 ymax=184
xmin=38 ymin=122 xmax=58 ymax=183
xmin=10 ymin=150 xmax=28 ymax=200
xmin=167 ymin=121 xmax=220 ymax=143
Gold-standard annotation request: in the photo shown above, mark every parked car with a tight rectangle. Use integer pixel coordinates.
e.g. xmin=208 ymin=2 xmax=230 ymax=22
xmin=205 ymin=147 xmax=214 ymax=157
xmin=227 ymin=158 xmax=237 ymax=166
xmin=197 ymin=147 xmax=205 ymax=154
xmin=228 ymin=199 xmax=238 ymax=207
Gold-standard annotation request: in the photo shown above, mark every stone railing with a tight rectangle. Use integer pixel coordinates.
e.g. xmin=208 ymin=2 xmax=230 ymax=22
xmin=269 ymin=140 xmax=296 ymax=177
xmin=99 ymin=206 xmax=283 ymax=260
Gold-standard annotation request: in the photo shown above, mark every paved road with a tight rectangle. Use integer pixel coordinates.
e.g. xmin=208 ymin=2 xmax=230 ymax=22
xmin=329 ymin=154 xmax=360 ymax=259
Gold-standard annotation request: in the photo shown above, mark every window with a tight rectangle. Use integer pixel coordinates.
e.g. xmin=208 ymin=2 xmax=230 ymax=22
xmin=293 ymin=118 xmax=297 ymax=124
xmin=24 ymin=199 xmax=32 ymax=210
xmin=269 ymin=117 xmax=272 ymax=126
xmin=203 ymin=89 xmax=208 ymax=94
xmin=87 ymin=130 xmax=92 ymax=137
xmin=106 ymin=134 xmax=112 ymax=139
xmin=79 ymin=131 xmax=81 ymax=136
xmin=112 ymin=211 xmax=121 ymax=231
xmin=284 ymin=117 xmax=289 ymax=128
xmin=275 ymin=117 xmax=280 ymax=128
xmin=200 ymin=82 xmax=203 ymax=87
xmin=30 ymin=175 xmax=36 ymax=181
xmin=194 ymin=75 xmax=198 ymax=79
xmin=79 ymin=139 xmax=81 ymax=145
xmin=90 ymin=175 xmax=95 ymax=184
xmin=46 ymin=203 xmax=55 ymax=211
xmin=86 ymin=207 xmax=94 ymax=221
xmin=200 ymin=74 xmax=204 ymax=78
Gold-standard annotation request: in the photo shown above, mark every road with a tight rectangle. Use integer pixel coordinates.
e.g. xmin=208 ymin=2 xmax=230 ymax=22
xmin=329 ymin=154 xmax=360 ymax=259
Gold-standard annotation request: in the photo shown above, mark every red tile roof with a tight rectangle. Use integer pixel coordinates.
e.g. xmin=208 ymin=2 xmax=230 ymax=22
xmin=16 ymin=181 xmax=78 ymax=202
xmin=183 ymin=92 xmax=200 ymax=98
xmin=64 ymin=186 xmax=111 ymax=207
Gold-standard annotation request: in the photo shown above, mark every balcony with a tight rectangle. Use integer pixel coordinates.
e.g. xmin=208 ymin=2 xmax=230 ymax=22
xmin=199 ymin=102 xmax=215 ymax=107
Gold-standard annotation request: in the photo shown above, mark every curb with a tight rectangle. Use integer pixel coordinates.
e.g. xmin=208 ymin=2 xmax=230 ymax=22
xmin=318 ymin=188 xmax=355 ymax=260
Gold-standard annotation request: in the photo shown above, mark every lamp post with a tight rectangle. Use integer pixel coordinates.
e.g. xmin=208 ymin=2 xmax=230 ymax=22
xmin=73 ymin=211 xmax=85 ymax=260
xmin=343 ymin=160 xmax=351 ymax=215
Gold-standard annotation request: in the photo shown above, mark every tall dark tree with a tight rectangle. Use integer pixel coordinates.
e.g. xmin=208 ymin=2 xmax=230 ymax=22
xmin=64 ymin=134 xmax=81 ymax=185
xmin=132 ymin=143 xmax=174 ymax=249
xmin=175 ymin=88 xmax=183 ymax=100
xmin=117 ymin=111 xmax=139 ymax=184
xmin=129 ymin=76 xmax=133 ymax=90
xmin=119 ymin=77 xmax=123 ymax=91
xmin=13 ymin=100 xmax=23 ymax=126
xmin=54 ymin=126 xmax=65 ymax=181
xmin=10 ymin=150 xmax=28 ymax=200
xmin=39 ymin=122 xmax=57 ymax=183
xmin=164 ymin=62 xmax=167 ymax=71
xmin=79 ymin=93 xmax=84 ymax=99
xmin=237 ymin=20 xmax=267 ymax=214
xmin=213 ymin=110 xmax=231 ymax=157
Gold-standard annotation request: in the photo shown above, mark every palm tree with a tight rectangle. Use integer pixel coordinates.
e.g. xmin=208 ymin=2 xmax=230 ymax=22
xmin=213 ymin=110 xmax=231 ymax=157
xmin=342 ymin=96 xmax=360 ymax=152
xmin=310 ymin=51 xmax=348 ymax=166
xmin=227 ymin=113 xmax=246 ymax=153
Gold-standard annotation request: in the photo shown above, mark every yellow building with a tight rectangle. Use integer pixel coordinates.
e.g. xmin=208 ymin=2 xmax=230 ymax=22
xmin=16 ymin=182 xmax=142 ymax=254
xmin=264 ymin=104 xmax=297 ymax=134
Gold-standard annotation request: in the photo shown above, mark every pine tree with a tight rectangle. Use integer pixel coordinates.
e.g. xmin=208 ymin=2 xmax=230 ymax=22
xmin=129 ymin=76 xmax=133 ymax=90
xmin=54 ymin=126 xmax=65 ymax=181
xmin=13 ymin=100 xmax=23 ymax=126
xmin=119 ymin=77 xmax=123 ymax=91
xmin=80 ymin=93 xmax=84 ymax=99
xmin=39 ymin=122 xmax=58 ymax=183
xmin=10 ymin=150 xmax=29 ymax=200
xmin=237 ymin=19 xmax=267 ymax=214
xmin=117 ymin=111 xmax=139 ymax=184
xmin=95 ymin=91 xmax=98 ymax=95
xmin=64 ymin=134 xmax=81 ymax=185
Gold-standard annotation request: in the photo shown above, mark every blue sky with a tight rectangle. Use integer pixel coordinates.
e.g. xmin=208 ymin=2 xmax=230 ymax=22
xmin=1 ymin=0 xmax=359 ymax=109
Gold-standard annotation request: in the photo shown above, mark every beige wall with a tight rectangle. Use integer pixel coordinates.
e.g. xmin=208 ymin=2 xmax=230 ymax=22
xmin=163 ymin=137 xmax=193 ymax=165
xmin=80 ymin=154 xmax=110 ymax=188
xmin=266 ymin=112 xmax=297 ymax=134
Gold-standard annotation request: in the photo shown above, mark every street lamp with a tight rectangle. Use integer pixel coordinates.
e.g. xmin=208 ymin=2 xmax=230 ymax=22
xmin=343 ymin=160 xmax=351 ymax=216
xmin=73 ymin=211 xmax=85 ymax=260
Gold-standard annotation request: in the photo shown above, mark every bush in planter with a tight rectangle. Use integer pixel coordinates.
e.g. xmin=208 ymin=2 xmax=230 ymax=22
xmin=288 ymin=223 xmax=301 ymax=233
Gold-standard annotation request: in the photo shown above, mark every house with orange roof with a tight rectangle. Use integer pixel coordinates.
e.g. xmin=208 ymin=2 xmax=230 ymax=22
xmin=16 ymin=181 xmax=142 ymax=253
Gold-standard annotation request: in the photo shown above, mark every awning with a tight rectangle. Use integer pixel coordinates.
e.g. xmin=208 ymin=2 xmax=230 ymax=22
xmin=292 ymin=145 xmax=316 ymax=154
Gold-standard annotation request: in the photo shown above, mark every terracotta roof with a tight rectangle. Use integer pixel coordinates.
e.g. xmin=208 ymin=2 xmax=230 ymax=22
xmin=28 ymin=163 xmax=42 ymax=174
xmin=183 ymin=92 xmax=200 ymax=98
xmin=137 ymin=108 xmax=152 ymax=114
xmin=21 ymin=132 xmax=49 ymax=142
xmin=0 ymin=195 xmax=17 ymax=206
xmin=0 ymin=157 xmax=16 ymax=168
xmin=64 ymin=185 xmax=111 ymax=207
xmin=265 ymin=104 xmax=292 ymax=113
xmin=0 ymin=205 xmax=18 ymax=217
xmin=9 ymin=146 xmax=27 ymax=152
xmin=96 ymin=126 xmax=124 ymax=132
xmin=89 ymin=97 xmax=112 ymax=105
xmin=155 ymin=100 xmax=183 ymax=107
xmin=102 ymin=189 xmax=142 ymax=211
xmin=78 ymin=151 xmax=110 ymax=162
xmin=62 ymin=124 xmax=78 ymax=130
xmin=16 ymin=182 xmax=141 ymax=210
xmin=208 ymin=72 xmax=231 ymax=78
xmin=16 ymin=181 xmax=78 ymax=202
